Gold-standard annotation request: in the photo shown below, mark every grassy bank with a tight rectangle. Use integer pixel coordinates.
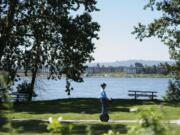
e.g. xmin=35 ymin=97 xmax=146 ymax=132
xmin=1 ymin=98 xmax=180 ymax=134
xmin=1 ymin=98 xmax=180 ymax=120
xmin=87 ymin=72 xmax=172 ymax=78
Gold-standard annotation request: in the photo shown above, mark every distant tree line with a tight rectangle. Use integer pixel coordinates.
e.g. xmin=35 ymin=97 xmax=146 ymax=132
xmin=86 ymin=62 xmax=171 ymax=75
xmin=134 ymin=62 xmax=171 ymax=74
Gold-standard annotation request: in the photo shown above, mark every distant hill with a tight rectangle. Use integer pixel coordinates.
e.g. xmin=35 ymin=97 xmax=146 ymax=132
xmin=87 ymin=60 xmax=174 ymax=67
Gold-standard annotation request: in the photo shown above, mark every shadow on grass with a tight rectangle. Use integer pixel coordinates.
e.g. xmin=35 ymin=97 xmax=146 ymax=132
xmin=72 ymin=123 xmax=128 ymax=135
xmin=12 ymin=98 xmax=180 ymax=114
xmin=0 ymin=121 xmax=47 ymax=134
xmin=0 ymin=121 xmax=128 ymax=135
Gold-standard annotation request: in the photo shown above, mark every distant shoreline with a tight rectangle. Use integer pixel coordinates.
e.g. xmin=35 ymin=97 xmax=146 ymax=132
xmin=86 ymin=72 xmax=173 ymax=78
xmin=1 ymin=71 xmax=172 ymax=78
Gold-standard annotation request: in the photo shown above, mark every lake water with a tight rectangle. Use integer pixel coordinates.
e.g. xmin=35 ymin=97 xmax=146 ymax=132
xmin=23 ymin=77 xmax=170 ymax=101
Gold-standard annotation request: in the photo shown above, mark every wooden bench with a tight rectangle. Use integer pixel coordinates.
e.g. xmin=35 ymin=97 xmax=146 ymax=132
xmin=11 ymin=92 xmax=29 ymax=102
xmin=128 ymin=90 xmax=157 ymax=100
xmin=0 ymin=88 xmax=30 ymax=102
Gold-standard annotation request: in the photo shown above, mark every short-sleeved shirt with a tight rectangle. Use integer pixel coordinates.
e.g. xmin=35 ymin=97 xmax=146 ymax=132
xmin=100 ymin=89 xmax=107 ymax=99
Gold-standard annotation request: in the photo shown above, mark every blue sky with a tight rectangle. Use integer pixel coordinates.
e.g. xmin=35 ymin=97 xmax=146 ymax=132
xmin=91 ymin=0 xmax=170 ymax=62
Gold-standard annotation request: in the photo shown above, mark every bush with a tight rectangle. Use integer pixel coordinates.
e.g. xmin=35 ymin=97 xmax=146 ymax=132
xmin=164 ymin=79 xmax=180 ymax=101
xmin=102 ymin=130 xmax=121 ymax=135
xmin=0 ymin=72 xmax=9 ymax=89
xmin=0 ymin=72 xmax=14 ymax=133
xmin=103 ymin=108 xmax=168 ymax=135
xmin=0 ymin=72 xmax=12 ymax=102
xmin=16 ymin=81 xmax=31 ymax=94
xmin=128 ymin=108 xmax=167 ymax=135
xmin=47 ymin=117 xmax=73 ymax=134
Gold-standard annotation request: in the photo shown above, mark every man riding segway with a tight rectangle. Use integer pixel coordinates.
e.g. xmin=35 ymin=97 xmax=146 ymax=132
xmin=99 ymin=83 xmax=112 ymax=122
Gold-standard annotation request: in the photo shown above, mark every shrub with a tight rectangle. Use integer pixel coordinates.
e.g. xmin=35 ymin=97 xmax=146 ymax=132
xmin=103 ymin=108 xmax=168 ymax=135
xmin=47 ymin=117 xmax=73 ymax=134
xmin=102 ymin=130 xmax=121 ymax=135
xmin=0 ymin=72 xmax=9 ymax=89
xmin=164 ymin=79 xmax=180 ymax=101
xmin=16 ymin=81 xmax=31 ymax=94
xmin=128 ymin=108 xmax=167 ymax=135
xmin=0 ymin=72 xmax=11 ymax=102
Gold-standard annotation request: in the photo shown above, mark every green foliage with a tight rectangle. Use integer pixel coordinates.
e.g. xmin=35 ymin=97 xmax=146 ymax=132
xmin=128 ymin=108 xmax=167 ymax=135
xmin=164 ymin=80 xmax=180 ymax=101
xmin=86 ymin=125 xmax=93 ymax=135
xmin=103 ymin=108 xmax=167 ymax=135
xmin=0 ymin=72 xmax=12 ymax=102
xmin=47 ymin=117 xmax=63 ymax=133
xmin=0 ymin=73 xmax=14 ymax=134
xmin=0 ymin=72 xmax=9 ymax=88
xmin=102 ymin=130 xmax=121 ymax=135
xmin=132 ymin=0 xmax=180 ymax=60
xmin=132 ymin=0 xmax=180 ymax=100
xmin=132 ymin=0 xmax=180 ymax=67
xmin=47 ymin=117 xmax=73 ymax=134
xmin=132 ymin=0 xmax=180 ymax=61
xmin=16 ymin=81 xmax=31 ymax=94
xmin=0 ymin=0 xmax=100 ymax=100
xmin=1 ymin=99 xmax=180 ymax=134
xmin=65 ymin=78 xmax=74 ymax=95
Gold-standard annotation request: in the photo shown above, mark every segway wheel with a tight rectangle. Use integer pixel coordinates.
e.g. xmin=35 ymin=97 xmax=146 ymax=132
xmin=100 ymin=113 xmax=109 ymax=122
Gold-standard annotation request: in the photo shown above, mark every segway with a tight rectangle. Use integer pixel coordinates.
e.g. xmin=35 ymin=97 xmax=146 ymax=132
xmin=99 ymin=98 xmax=112 ymax=122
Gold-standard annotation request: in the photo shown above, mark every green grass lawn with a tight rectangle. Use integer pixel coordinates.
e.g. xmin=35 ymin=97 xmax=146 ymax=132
xmin=1 ymin=98 xmax=180 ymax=134
xmin=2 ymin=98 xmax=180 ymax=120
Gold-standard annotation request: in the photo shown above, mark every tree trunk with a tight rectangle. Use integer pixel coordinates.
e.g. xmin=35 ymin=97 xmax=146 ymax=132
xmin=28 ymin=0 xmax=44 ymax=101
xmin=28 ymin=42 xmax=41 ymax=101
xmin=28 ymin=66 xmax=38 ymax=101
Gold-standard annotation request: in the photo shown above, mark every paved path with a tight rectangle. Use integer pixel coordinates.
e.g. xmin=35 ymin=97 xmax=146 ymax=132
xmin=9 ymin=119 xmax=180 ymax=125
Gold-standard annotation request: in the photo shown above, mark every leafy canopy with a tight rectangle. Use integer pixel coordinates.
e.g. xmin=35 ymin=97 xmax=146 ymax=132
xmin=0 ymin=0 xmax=100 ymax=96
xmin=132 ymin=0 xmax=180 ymax=62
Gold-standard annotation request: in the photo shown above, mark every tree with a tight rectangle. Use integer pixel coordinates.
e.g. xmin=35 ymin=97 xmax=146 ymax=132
xmin=152 ymin=65 xmax=158 ymax=74
xmin=157 ymin=62 xmax=171 ymax=75
xmin=143 ymin=65 xmax=153 ymax=74
xmin=135 ymin=62 xmax=144 ymax=68
xmin=0 ymin=0 xmax=18 ymax=59
xmin=132 ymin=0 xmax=180 ymax=61
xmin=132 ymin=0 xmax=180 ymax=100
xmin=164 ymin=80 xmax=180 ymax=101
xmin=0 ymin=0 xmax=22 ymax=82
xmin=135 ymin=62 xmax=144 ymax=73
xmin=0 ymin=0 xmax=100 ymax=101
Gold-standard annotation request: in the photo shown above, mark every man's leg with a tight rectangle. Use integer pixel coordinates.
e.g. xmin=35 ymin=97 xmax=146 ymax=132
xmin=101 ymin=98 xmax=105 ymax=113
xmin=104 ymin=99 xmax=108 ymax=114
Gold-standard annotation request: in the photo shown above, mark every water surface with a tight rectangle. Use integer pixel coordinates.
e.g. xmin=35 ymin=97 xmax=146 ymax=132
xmin=25 ymin=77 xmax=170 ymax=100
